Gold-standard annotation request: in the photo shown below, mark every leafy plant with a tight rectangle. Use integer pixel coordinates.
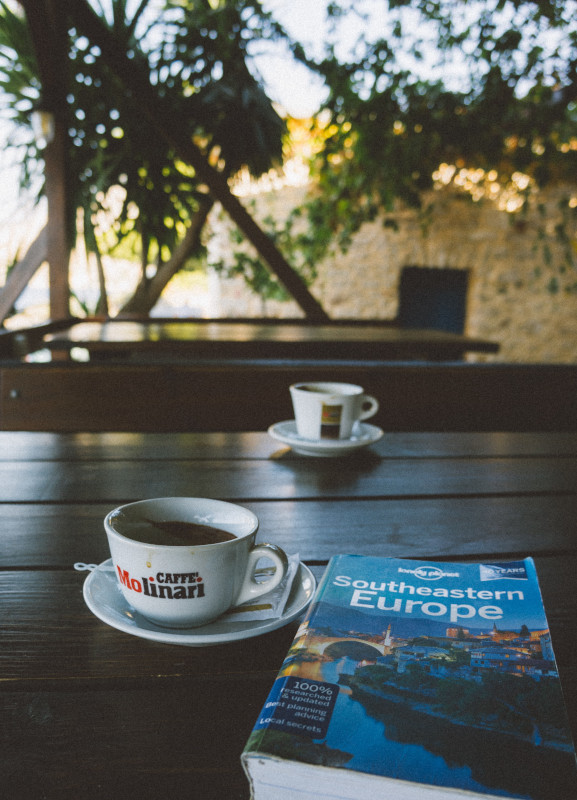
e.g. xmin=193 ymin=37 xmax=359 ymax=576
xmin=258 ymin=0 xmax=577 ymax=277
xmin=0 ymin=0 xmax=295 ymax=313
xmin=2 ymin=0 xmax=577 ymax=313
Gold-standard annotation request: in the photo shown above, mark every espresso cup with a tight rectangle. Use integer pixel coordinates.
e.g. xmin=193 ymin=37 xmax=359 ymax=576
xmin=290 ymin=381 xmax=379 ymax=440
xmin=104 ymin=497 xmax=288 ymax=628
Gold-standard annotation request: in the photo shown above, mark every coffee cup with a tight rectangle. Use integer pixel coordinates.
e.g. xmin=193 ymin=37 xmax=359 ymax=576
xmin=290 ymin=381 xmax=379 ymax=440
xmin=104 ymin=497 xmax=289 ymax=628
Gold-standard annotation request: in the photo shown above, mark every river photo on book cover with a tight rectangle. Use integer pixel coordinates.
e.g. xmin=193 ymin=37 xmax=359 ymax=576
xmin=260 ymin=558 xmax=577 ymax=799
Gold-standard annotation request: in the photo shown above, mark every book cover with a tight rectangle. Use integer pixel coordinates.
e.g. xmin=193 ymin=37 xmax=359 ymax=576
xmin=242 ymin=555 xmax=577 ymax=799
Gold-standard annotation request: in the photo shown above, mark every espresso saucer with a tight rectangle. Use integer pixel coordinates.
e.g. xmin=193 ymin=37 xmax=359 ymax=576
xmin=268 ymin=420 xmax=384 ymax=457
xmin=83 ymin=558 xmax=316 ymax=646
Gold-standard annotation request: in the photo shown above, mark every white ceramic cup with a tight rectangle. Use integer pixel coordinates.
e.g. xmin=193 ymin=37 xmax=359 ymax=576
xmin=104 ymin=497 xmax=288 ymax=628
xmin=290 ymin=382 xmax=379 ymax=440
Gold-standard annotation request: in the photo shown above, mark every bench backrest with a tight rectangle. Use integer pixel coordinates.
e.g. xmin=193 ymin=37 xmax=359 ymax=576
xmin=1 ymin=362 xmax=575 ymax=432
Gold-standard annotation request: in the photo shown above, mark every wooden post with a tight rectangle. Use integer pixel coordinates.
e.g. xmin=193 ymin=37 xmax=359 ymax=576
xmin=43 ymin=111 xmax=70 ymax=320
xmin=21 ymin=0 xmax=71 ymax=320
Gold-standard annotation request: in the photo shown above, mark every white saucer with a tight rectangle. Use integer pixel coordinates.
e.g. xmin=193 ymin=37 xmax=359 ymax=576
xmin=268 ymin=420 xmax=384 ymax=457
xmin=83 ymin=558 xmax=316 ymax=646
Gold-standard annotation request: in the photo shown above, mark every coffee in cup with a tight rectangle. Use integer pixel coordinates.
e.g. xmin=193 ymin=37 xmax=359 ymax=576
xmin=104 ymin=497 xmax=288 ymax=628
xmin=290 ymin=381 xmax=379 ymax=440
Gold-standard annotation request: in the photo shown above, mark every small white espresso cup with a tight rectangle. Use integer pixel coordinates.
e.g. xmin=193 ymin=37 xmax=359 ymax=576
xmin=290 ymin=382 xmax=379 ymax=440
xmin=104 ymin=497 xmax=288 ymax=628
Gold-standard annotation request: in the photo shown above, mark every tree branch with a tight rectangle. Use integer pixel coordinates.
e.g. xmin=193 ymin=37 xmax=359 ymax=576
xmin=60 ymin=0 xmax=330 ymax=321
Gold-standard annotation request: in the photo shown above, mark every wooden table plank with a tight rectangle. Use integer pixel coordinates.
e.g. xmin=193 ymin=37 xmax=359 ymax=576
xmin=1 ymin=558 xmax=574 ymax=693
xmin=1 ymin=431 xmax=576 ymax=800
xmin=0 ymin=570 xmax=309 ymax=684
xmin=1 ymin=557 xmax=574 ymax=796
xmin=0 ymin=681 xmax=267 ymax=800
xmin=0 ymin=431 xmax=277 ymax=461
xmin=2 ymin=431 xmax=577 ymax=461
xmin=2 ymin=456 xmax=577 ymax=502
xmin=1 ymin=495 xmax=577 ymax=568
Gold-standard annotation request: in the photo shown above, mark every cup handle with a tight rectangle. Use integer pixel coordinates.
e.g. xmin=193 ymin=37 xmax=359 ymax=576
xmin=360 ymin=395 xmax=379 ymax=420
xmin=234 ymin=544 xmax=289 ymax=606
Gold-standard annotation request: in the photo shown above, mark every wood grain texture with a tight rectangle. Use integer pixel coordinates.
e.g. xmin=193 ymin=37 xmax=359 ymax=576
xmin=1 ymin=495 xmax=577 ymax=568
xmin=0 ymin=558 xmax=574 ymax=800
xmin=1 ymin=559 xmax=574 ymax=685
xmin=2 ymin=455 xmax=577 ymax=503
xmin=1 ymin=430 xmax=576 ymax=800
xmin=2 ymin=431 xmax=577 ymax=461
xmin=3 ymin=363 xmax=576 ymax=431
xmin=1 ymin=681 xmax=268 ymax=800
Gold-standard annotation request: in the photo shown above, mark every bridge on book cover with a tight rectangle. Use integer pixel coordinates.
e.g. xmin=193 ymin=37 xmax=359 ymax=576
xmin=314 ymin=637 xmax=390 ymax=660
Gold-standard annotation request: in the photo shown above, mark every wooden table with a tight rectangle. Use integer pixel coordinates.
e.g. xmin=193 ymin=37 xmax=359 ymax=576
xmin=1 ymin=430 xmax=576 ymax=799
xmin=41 ymin=319 xmax=499 ymax=361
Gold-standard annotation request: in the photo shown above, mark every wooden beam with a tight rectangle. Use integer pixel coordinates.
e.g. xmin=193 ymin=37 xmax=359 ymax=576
xmin=0 ymin=227 xmax=47 ymax=324
xmin=64 ymin=0 xmax=330 ymax=322
xmin=44 ymin=113 xmax=71 ymax=319
xmin=21 ymin=0 xmax=71 ymax=320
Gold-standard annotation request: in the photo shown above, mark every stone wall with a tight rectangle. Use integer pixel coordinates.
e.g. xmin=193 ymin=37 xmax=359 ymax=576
xmin=210 ymin=183 xmax=577 ymax=363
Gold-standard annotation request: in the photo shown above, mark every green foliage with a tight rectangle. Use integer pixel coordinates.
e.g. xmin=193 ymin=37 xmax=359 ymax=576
xmin=211 ymin=204 xmax=322 ymax=303
xmin=220 ymin=1 xmax=577 ymax=295
xmin=71 ymin=0 xmax=289 ymax=264
xmin=396 ymin=661 xmax=435 ymax=690
xmin=0 ymin=1 xmax=44 ymax=195
xmin=350 ymin=663 xmax=395 ymax=686
xmin=438 ymin=670 xmax=572 ymax=739
xmin=211 ymin=209 xmax=292 ymax=302
xmin=2 ymin=0 xmax=577 ymax=306
xmin=245 ymin=729 xmax=353 ymax=767
xmin=290 ymin=0 xmax=577 ymax=269
xmin=434 ymin=676 xmax=489 ymax=720
xmin=446 ymin=645 xmax=471 ymax=668
xmin=0 ymin=0 xmax=291 ymax=298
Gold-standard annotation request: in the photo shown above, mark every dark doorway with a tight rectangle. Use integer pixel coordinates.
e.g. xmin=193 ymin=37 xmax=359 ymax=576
xmin=398 ymin=267 xmax=469 ymax=334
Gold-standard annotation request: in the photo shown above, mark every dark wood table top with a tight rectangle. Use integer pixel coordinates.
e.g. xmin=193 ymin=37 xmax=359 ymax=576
xmin=41 ymin=319 xmax=499 ymax=361
xmin=1 ymin=430 xmax=575 ymax=799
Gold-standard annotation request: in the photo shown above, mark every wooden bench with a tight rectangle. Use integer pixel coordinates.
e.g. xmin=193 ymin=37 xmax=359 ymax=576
xmin=1 ymin=361 xmax=575 ymax=432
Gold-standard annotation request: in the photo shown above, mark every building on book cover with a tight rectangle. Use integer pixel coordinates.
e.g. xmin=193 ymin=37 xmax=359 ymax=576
xmin=242 ymin=555 xmax=577 ymax=799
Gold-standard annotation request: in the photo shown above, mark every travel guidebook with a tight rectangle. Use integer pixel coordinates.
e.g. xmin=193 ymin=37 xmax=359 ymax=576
xmin=242 ymin=555 xmax=577 ymax=799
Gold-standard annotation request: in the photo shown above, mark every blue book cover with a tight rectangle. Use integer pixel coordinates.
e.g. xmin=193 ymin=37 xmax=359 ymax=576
xmin=243 ymin=555 xmax=577 ymax=800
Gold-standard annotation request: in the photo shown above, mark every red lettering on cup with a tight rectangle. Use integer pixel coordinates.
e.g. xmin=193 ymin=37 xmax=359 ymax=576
xmin=116 ymin=565 xmax=143 ymax=593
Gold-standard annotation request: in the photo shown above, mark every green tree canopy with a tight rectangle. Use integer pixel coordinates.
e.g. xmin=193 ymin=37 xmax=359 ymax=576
xmin=1 ymin=0 xmax=576 ymax=314
xmin=1 ymin=0 xmax=300 ymax=313
xmin=265 ymin=0 xmax=577 ymax=271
